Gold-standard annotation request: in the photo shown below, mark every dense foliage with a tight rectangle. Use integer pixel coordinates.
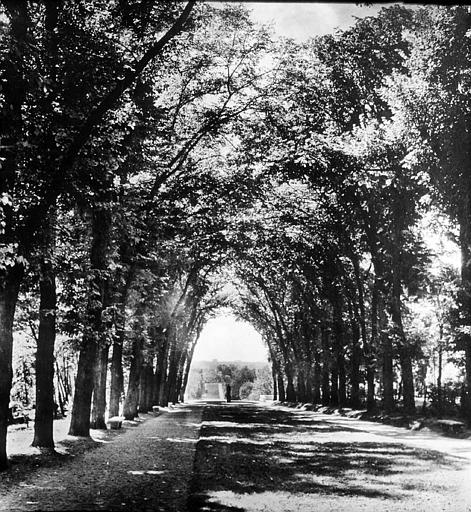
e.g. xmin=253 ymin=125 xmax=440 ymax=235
xmin=0 ymin=2 xmax=470 ymax=470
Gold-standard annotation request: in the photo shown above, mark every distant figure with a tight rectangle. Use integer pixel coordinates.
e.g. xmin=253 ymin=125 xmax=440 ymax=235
xmin=226 ymin=384 xmax=231 ymax=403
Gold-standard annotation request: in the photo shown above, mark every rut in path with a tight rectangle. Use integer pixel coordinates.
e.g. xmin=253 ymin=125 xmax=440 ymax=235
xmin=0 ymin=404 xmax=203 ymax=511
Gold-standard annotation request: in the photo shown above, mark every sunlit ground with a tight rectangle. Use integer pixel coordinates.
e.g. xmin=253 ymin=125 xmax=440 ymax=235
xmin=189 ymin=403 xmax=471 ymax=512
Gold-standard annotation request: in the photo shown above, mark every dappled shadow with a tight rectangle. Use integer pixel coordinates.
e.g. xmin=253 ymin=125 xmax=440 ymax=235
xmin=0 ymin=426 xmax=126 ymax=495
xmin=187 ymin=494 xmax=246 ymax=511
xmin=189 ymin=403 xmax=466 ymax=510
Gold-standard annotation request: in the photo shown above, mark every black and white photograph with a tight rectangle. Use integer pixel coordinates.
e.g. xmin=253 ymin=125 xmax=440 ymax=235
xmin=1 ymin=1 xmax=471 ymax=510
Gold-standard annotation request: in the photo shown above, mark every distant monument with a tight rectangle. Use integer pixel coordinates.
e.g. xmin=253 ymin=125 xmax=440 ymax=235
xmin=202 ymin=382 xmax=225 ymax=400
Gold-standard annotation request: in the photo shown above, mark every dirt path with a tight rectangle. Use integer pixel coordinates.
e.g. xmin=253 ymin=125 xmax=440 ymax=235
xmin=2 ymin=401 xmax=471 ymax=511
xmin=189 ymin=401 xmax=471 ymax=512
xmin=0 ymin=404 xmax=203 ymax=511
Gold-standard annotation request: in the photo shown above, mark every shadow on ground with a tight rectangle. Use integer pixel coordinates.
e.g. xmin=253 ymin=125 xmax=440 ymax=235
xmin=188 ymin=403 xmax=465 ymax=511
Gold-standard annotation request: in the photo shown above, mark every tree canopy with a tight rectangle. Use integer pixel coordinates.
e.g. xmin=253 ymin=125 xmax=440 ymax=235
xmin=0 ymin=2 xmax=470 ymax=471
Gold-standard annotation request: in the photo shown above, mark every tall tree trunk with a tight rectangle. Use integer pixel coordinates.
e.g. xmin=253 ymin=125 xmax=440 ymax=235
xmin=268 ymin=347 xmax=279 ymax=401
xmin=153 ymin=336 xmax=166 ymax=406
xmin=459 ymin=197 xmax=471 ymax=424
xmin=352 ymin=253 xmax=375 ymax=409
xmin=109 ymin=264 xmax=135 ymax=418
xmin=305 ymin=365 xmax=314 ymax=403
xmin=32 ymin=0 xmax=60 ymax=447
xmin=138 ymin=365 xmax=147 ymax=413
xmin=123 ymin=336 xmax=143 ymax=420
xmin=0 ymin=270 xmax=22 ymax=470
xmin=332 ymin=289 xmax=346 ymax=406
xmin=146 ymin=365 xmax=155 ymax=410
xmin=368 ymin=277 xmax=380 ymax=410
xmin=437 ymin=324 xmax=443 ymax=417
xmin=398 ymin=345 xmax=415 ymax=414
xmin=380 ymin=294 xmax=395 ymax=413
xmin=285 ymin=367 xmax=296 ymax=402
xmin=297 ymin=367 xmax=306 ymax=403
xmin=138 ymin=359 xmax=153 ymax=413
xmin=109 ymin=329 xmax=124 ymax=418
xmin=68 ymin=332 xmax=97 ymax=436
xmin=391 ymin=267 xmax=415 ymax=414
xmin=32 ymin=214 xmax=56 ymax=449
xmin=158 ymin=332 xmax=171 ymax=407
xmin=272 ymin=369 xmax=278 ymax=401
xmin=69 ymin=205 xmax=112 ymax=436
xmin=349 ymin=304 xmax=362 ymax=409
xmin=166 ymin=341 xmax=179 ymax=405
xmin=175 ymin=367 xmax=184 ymax=404
xmin=277 ymin=372 xmax=285 ymax=402
xmin=321 ymin=324 xmax=330 ymax=405
xmin=313 ymin=339 xmax=321 ymax=404
xmin=180 ymin=341 xmax=198 ymax=403
xmin=90 ymin=343 xmax=109 ymax=429
xmin=0 ymin=1 xmax=27 ymax=471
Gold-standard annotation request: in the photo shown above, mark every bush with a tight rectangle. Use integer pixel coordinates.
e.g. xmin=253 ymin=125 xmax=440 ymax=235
xmin=427 ymin=381 xmax=462 ymax=416
xmin=239 ymin=381 xmax=254 ymax=400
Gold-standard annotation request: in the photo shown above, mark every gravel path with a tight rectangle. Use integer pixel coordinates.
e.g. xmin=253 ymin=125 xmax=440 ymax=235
xmin=0 ymin=404 xmax=203 ymax=511
xmin=189 ymin=402 xmax=471 ymax=512
xmin=3 ymin=401 xmax=471 ymax=511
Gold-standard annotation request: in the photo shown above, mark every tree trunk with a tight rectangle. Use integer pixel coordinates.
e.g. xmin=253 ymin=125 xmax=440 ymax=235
xmin=321 ymin=324 xmax=330 ymax=405
xmin=380 ymin=296 xmax=395 ymax=413
xmin=332 ymin=289 xmax=346 ymax=406
xmin=297 ymin=367 xmax=306 ymax=403
xmin=391 ymin=268 xmax=415 ymax=414
xmin=285 ymin=368 xmax=296 ymax=402
xmin=32 ymin=215 xmax=57 ymax=449
xmin=90 ymin=343 xmax=109 ymax=429
xmin=351 ymin=253 xmax=374 ymax=409
xmin=175 ymin=367 xmax=184 ymax=404
xmin=0 ymin=270 xmax=22 ymax=470
xmin=32 ymin=0 xmax=59 ymax=447
xmin=437 ymin=325 xmax=443 ymax=416
xmin=138 ymin=365 xmax=147 ymax=413
xmin=147 ymin=365 xmax=155 ymax=410
xmin=109 ymin=330 xmax=124 ymax=418
xmin=180 ymin=341 xmax=198 ymax=403
xmin=153 ymin=350 xmax=163 ymax=406
xmin=166 ymin=342 xmax=179 ymax=405
xmin=55 ymin=361 xmax=67 ymax=417
xmin=368 ymin=277 xmax=380 ymax=411
xmin=138 ymin=360 xmax=153 ymax=413
xmin=398 ymin=345 xmax=415 ymax=414
xmin=459 ymin=197 xmax=471 ymax=423
xmin=313 ymin=340 xmax=321 ymax=404
xmin=109 ymin=265 xmax=135 ymax=418
xmin=158 ymin=333 xmax=171 ymax=407
xmin=349 ymin=308 xmax=362 ymax=409
xmin=305 ymin=365 xmax=314 ymax=403
xmin=69 ymin=205 xmax=112 ymax=436
xmin=123 ymin=337 xmax=142 ymax=420
xmin=0 ymin=2 xmax=27 ymax=471
xmin=68 ymin=333 xmax=98 ymax=436
xmin=272 ymin=371 xmax=278 ymax=401
xmin=277 ymin=372 xmax=285 ymax=402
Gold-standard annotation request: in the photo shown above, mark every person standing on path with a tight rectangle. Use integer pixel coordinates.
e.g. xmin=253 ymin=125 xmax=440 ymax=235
xmin=226 ymin=383 xmax=231 ymax=402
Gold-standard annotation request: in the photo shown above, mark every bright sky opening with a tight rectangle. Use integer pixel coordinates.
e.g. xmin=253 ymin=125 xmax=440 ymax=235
xmin=192 ymin=315 xmax=268 ymax=362
xmin=248 ymin=2 xmax=392 ymax=40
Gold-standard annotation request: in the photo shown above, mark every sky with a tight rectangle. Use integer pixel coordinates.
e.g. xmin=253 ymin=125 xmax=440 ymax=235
xmin=247 ymin=2 xmax=392 ymax=40
xmin=192 ymin=315 xmax=268 ymax=362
